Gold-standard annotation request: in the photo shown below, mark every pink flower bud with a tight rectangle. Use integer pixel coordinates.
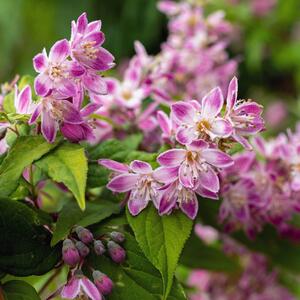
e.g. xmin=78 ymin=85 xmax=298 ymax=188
xmin=94 ymin=240 xmax=106 ymax=256
xmin=110 ymin=231 xmax=125 ymax=243
xmin=107 ymin=241 xmax=126 ymax=263
xmin=75 ymin=226 xmax=94 ymax=244
xmin=93 ymin=270 xmax=113 ymax=295
xmin=62 ymin=239 xmax=80 ymax=267
xmin=76 ymin=241 xmax=90 ymax=257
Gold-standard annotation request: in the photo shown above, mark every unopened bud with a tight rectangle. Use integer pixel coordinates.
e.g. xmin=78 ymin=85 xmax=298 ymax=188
xmin=76 ymin=241 xmax=90 ymax=257
xmin=75 ymin=226 xmax=93 ymax=244
xmin=110 ymin=231 xmax=125 ymax=243
xmin=107 ymin=241 xmax=126 ymax=263
xmin=62 ymin=239 xmax=80 ymax=267
xmin=93 ymin=270 xmax=113 ymax=295
xmin=94 ymin=240 xmax=106 ymax=256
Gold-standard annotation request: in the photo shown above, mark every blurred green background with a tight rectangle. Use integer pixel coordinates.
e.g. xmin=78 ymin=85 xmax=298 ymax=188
xmin=0 ymin=0 xmax=300 ymax=131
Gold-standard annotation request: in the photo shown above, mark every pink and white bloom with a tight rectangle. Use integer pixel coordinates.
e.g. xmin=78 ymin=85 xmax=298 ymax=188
xmin=70 ymin=13 xmax=114 ymax=72
xmin=99 ymin=159 xmax=161 ymax=215
xmin=61 ymin=270 xmax=102 ymax=300
xmin=172 ymin=88 xmax=232 ymax=145
xmin=33 ymin=39 xmax=77 ymax=98
xmin=29 ymin=97 xmax=82 ymax=143
xmin=157 ymin=139 xmax=233 ymax=191
xmin=225 ymin=77 xmax=264 ymax=149
xmin=14 ymin=85 xmax=36 ymax=114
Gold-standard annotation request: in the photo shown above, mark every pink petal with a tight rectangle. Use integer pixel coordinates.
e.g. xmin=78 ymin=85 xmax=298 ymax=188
xmin=16 ymin=85 xmax=32 ymax=114
xmin=76 ymin=13 xmax=88 ymax=34
xmin=195 ymin=185 xmax=218 ymax=200
xmin=157 ymin=110 xmax=171 ymax=135
xmin=130 ymin=160 xmax=152 ymax=174
xmin=226 ymin=76 xmax=238 ymax=112
xmin=34 ymin=73 xmax=52 ymax=97
xmin=69 ymin=61 xmax=85 ymax=77
xmin=159 ymin=184 xmax=177 ymax=215
xmin=201 ymin=149 xmax=233 ymax=168
xmin=128 ymin=196 xmax=149 ymax=216
xmin=61 ymin=278 xmax=80 ymax=299
xmin=81 ymin=102 xmax=101 ymax=117
xmin=82 ymin=72 xmax=108 ymax=94
xmin=61 ymin=100 xmax=83 ymax=124
xmin=157 ymin=149 xmax=186 ymax=166
xmin=176 ymin=126 xmax=196 ymax=145
xmin=41 ymin=109 xmax=57 ymax=143
xmin=210 ymin=118 xmax=232 ymax=137
xmin=56 ymin=78 xmax=77 ymax=98
xmin=201 ymin=87 xmax=224 ymax=118
xmin=93 ymin=47 xmax=115 ymax=71
xmin=29 ymin=103 xmax=42 ymax=124
xmin=99 ymin=159 xmax=129 ymax=173
xmin=180 ymin=193 xmax=198 ymax=219
xmin=49 ymin=39 xmax=70 ymax=63
xmin=198 ymin=166 xmax=219 ymax=193
xmin=235 ymin=102 xmax=263 ymax=115
xmin=233 ymin=133 xmax=252 ymax=150
xmin=87 ymin=20 xmax=102 ymax=33
xmin=179 ymin=163 xmax=194 ymax=188
xmin=171 ymin=102 xmax=196 ymax=124
xmin=33 ymin=49 xmax=48 ymax=73
xmin=81 ymin=278 xmax=102 ymax=300
xmin=187 ymin=139 xmax=208 ymax=151
xmin=107 ymin=173 xmax=139 ymax=192
xmin=153 ymin=166 xmax=179 ymax=183
xmin=84 ymin=31 xmax=105 ymax=47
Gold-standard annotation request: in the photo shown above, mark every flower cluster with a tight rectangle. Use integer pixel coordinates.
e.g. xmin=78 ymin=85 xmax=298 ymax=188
xmin=219 ymin=125 xmax=300 ymax=238
xmin=61 ymin=226 xmax=125 ymax=299
xmin=188 ymin=225 xmax=295 ymax=300
xmin=101 ymin=77 xmax=264 ymax=219
xmin=11 ymin=13 xmax=114 ymax=144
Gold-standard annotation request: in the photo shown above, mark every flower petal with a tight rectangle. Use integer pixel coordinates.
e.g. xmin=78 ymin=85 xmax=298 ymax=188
xmin=99 ymin=159 xmax=129 ymax=173
xmin=56 ymin=78 xmax=77 ymax=98
xmin=180 ymin=192 xmax=198 ymax=219
xmin=61 ymin=100 xmax=83 ymax=124
xmin=107 ymin=174 xmax=139 ymax=192
xmin=157 ymin=149 xmax=186 ymax=166
xmin=28 ymin=103 xmax=42 ymax=124
xmin=226 ymin=76 xmax=238 ymax=112
xmin=76 ymin=13 xmax=88 ymax=34
xmin=187 ymin=139 xmax=208 ymax=151
xmin=81 ymin=278 xmax=102 ymax=300
xmin=49 ymin=39 xmax=70 ymax=63
xmin=198 ymin=165 xmax=219 ymax=192
xmin=179 ymin=163 xmax=194 ymax=188
xmin=171 ymin=101 xmax=196 ymax=124
xmin=153 ymin=166 xmax=179 ymax=183
xmin=201 ymin=87 xmax=224 ymax=118
xmin=34 ymin=73 xmax=52 ymax=97
xmin=82 ymin=72 xmax=108 ymax=94
xmin=157 ymin=110 xmax=171 ymax=136
xmin=158 ymin=183 xmax=177 ymax=215
xmin=195 ymin=185 xmax=219 ymax=200
xmin=41 ymin=109 xmax=57 ymax=143
xmin=128 ymin=196 xmax=149 ymax=216
xmin=130 ymin=160 xmax=152 ymax=174
xmin=176 ymin=126 xmax=196 ymax=145
xmin=81 ymin=102 xmax=101 ymax=117
xmin=210 ymin=118 xmax=232 ymax=137
xmin=61 ymin=278 xmax=80 ymax=299
xmin=15 ymin=85 xmax=32 ymax=114
xmin=33 ymin=49 xmax=48 ymax=73
xmin=201 ymin=149 xmax=233 ymax=168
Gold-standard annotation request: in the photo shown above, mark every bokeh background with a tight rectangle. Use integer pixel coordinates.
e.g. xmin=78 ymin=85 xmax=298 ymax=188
xmin=0 ymin=0 xmax=300 ymax=133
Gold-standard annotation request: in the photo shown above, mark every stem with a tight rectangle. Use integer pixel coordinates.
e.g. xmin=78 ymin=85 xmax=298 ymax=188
xmin=38 ymin=267 xmax=62 ymax=296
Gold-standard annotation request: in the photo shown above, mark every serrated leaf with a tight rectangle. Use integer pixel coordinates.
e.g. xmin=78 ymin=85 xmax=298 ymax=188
xmin=0 ymin=199 xmax=61 ymax=276
xmin=87 ymin=233 xmax=186 ymax=300
xmin=127 ymin=206 xmax=193 ymax=300
xmin=2 ymin=280 xmax=40 ymax=300
xmin=36 ymin=142 xmax=87 ymax=210
xmin=0 ymin=136 xmax=60 ymax=196
xmin=51 ymin=201 xmax=120 ymax=246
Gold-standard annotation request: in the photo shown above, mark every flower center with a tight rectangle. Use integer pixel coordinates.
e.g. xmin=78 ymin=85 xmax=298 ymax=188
xmin=197 ymin=119 xmax=212 ymax=132
xmin=81 ymin=41 xmax=98 ymax=59
xmin=122 ymin=89 xmax=132 ymax=100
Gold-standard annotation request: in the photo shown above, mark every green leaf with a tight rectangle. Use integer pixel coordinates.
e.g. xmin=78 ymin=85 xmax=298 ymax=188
xmin=2 ymin=91 xmax=15 ymax=114
xmin=180 ymin=234 xmax=240 ymax=272
xmin=127 ymin=206 xmax=193 ymax=300
xmin=2 ymin=280 xmax=40 ymax=300
xmin=0 ymin=199 xmax=61 ymax=276
xmin=51 ymin=200 xmax=120 ymax=246
xmin=0 ymin=136 xmax=60 ymax=196
xmin=86 ymin=233 xmax=186 ymax=300
xmin=36 ymin=142 xmax=88 ymax=210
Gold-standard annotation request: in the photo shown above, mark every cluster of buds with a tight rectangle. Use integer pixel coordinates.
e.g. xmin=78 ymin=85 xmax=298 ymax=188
xmin=61 ymin=226 xmax=125 ymax=299
xmin=219 ymin=124 xmax=300 ymax=239
xmin=101 ymin=77 xmax=264 ymax=219
xmin=188 ymin=225 xmax=295 ymax=300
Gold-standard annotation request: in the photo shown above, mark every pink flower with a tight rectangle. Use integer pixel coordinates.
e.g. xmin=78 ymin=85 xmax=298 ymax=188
xmin=99 ymin=159 xmax=160 ymax=215
xmin=14 ymin=85 xmax=36 ymax=114
xmin=225 ymin=77 xmax=264 ymax=149
xmin=172 ymin=88 xmax=232 ymax=145
xmin=61 ymin=270 xmax=102 ymax=300
xmin=33 ymin=39 xmax=77 ymax=98
xmin=29 ymin=97 xmax=82 ymax=143
xmin=70 ymin=13 xmax=114 ymax=72
xmin=157 ymin=139 xmax=233 ymax=191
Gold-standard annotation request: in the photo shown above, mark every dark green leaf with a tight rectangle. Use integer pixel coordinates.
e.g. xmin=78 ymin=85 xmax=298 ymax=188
xmin=0 ymin=199 xmax=61 ymax=276
xmin=51 ymin=200 xmax=120 ymax=246
xmin=127 ymin=206 xmax=193 ymax=299
xmin=2 ymin=280 xmax=40 ymax=300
